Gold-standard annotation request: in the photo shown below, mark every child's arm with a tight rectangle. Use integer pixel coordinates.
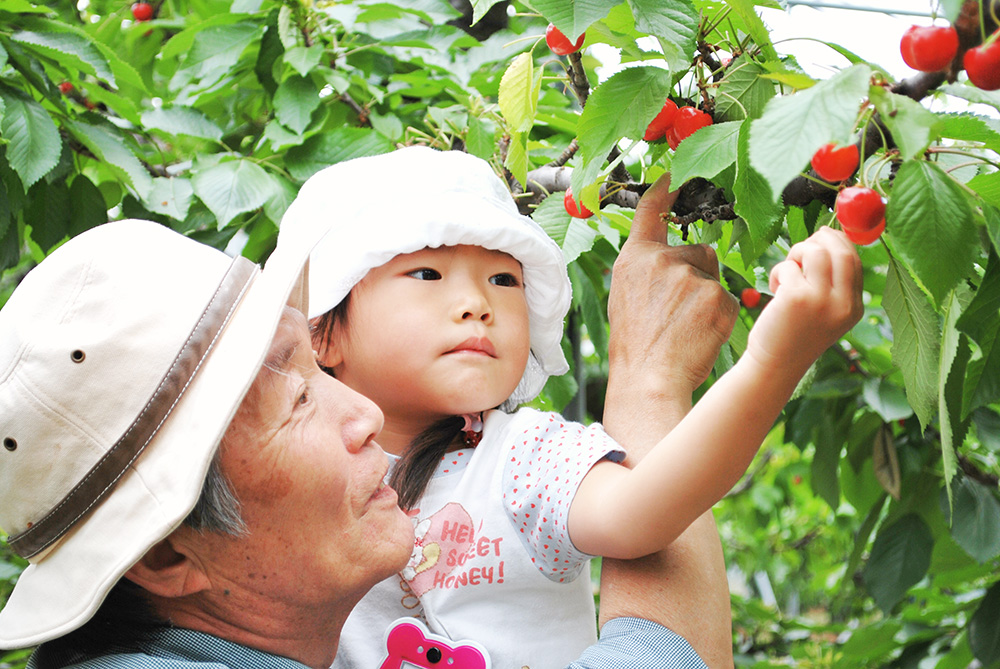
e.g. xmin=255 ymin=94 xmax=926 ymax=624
xmin=569 ymin=226 xmax=864 ymax=559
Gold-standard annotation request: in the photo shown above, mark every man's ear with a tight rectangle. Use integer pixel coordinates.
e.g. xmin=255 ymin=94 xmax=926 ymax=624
xmin=124 ymin=534 xmax=211 ymax=599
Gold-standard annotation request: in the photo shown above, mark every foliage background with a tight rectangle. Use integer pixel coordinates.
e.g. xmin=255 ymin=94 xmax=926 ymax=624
xmin=0 ymin=0 xmax=999 ymax=666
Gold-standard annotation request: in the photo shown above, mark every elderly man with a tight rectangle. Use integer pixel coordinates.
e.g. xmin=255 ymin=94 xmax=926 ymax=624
xmin=0 ymin=173 xmax=737 ymax=668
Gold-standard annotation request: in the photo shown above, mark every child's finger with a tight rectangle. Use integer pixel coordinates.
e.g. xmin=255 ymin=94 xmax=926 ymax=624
xmin=627 ymin=172 xmax=678 ymax=247
xmin=769 ymin=258 xmax=805 ymax=294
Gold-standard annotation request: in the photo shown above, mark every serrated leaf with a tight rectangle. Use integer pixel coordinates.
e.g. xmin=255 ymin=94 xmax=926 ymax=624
xmin=192 ymin=159 xmax=275 ymax=228
xmin=471 ymin=0 xmax=506 ymax=25
xmin=26 ymin=179 xmax=69 ymax=252
xmin=283 ymin=44 xmax=323 ymax=77
xmin=887 ymin=161 xmax=978 ymax=304
xmin=884 ymin=256 xmax=940 ymax=429
xmin=284 ymin=126 xmax=393 ymax=182
xmin=957 ymin=251 xmax=1000 ymax=349
xmin=862 ymin=513 xmax=933 ymax=611
xmin=722 ymin=0 xmax=778 ymax=60
xmin=872 ymin=424 xmax=900 ymax=500
xmin=0 ymin=85 xmax=60 ymax=189
xmin=145 ymin=177 xmax=194 ymax=220
xmin=869 ymin=87 xmax=941 ymax=160
xmin=862 ymin=377 xmax=913 ymax=422
xmin=969 ymin=172 xmax=1000 ymax=208
xmin=939 ymin=112 xmax=1000 ymax=153
xmin=569 ymin=261 xmax=608 ymax=360
xmin=11 ymin=28 xmax=114 ymax=86
xmin=578 ymin=66 xmax=673 ymax=166
xmin=182 ymin=22 xmax=260 ymax=78
xmin=504 ymin=130 xmax=529 ymax=189
xmin=66 ymin=118 xmax=151 ymax=198
xmin=627 ymin=0 xmax=698 ymax=66
xmin=939 ymin=285 xmax=973 ymax=504
xmin=534 ymin=0 xmax=614 ymax=44
xmin=716 ymin=56 xmax=776 ymax=122
xmin=811 ymin=411 xmax=843 ymax=509
xmin=734 ymin=120 xmax=783 ymax=248
xmin=465 ymin=117 xmax=494 ymax=161
xmin=141 ymin=107 xmax=223 ymax=142
xmin=750 ymin=64 xmax=871 ymax=201
xmin=949 ymin=476 xmax=1000 ymax=563
xmin=670 ymin=121 xmax=740 ymax=186
xmin=274 ymin=75 xmax=320 ymax=135
xmin=533 ymin=194 xmax=599 ymax=263
xmin=498 ymin=53 xmax=535 ymax=134
xmin=970 ymin=582 xmax=1000 ymax=666
xmin=68 ymin=175 xmax=107 ymax=237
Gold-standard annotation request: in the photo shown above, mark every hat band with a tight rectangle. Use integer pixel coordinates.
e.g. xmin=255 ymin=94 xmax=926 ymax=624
xmin=7 ymin=256 xmax=258 ymax=560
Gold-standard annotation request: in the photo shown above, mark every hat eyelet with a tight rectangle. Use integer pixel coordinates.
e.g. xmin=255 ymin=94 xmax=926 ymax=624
xmin=3 ymin=438 xmax=16 ymax=452
xmin=71 ymin=350 xmax=86 ymax=363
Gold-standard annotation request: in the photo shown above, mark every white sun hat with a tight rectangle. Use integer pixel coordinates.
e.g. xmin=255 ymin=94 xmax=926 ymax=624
xmin=0 ymin=217 xmax=319 ymax=649
xmin=277 ymin=146 xmax=572 ymax=405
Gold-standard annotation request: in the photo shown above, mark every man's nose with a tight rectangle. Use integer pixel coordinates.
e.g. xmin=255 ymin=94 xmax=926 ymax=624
xmin=334 ymin=380 xmax=385 ymax=453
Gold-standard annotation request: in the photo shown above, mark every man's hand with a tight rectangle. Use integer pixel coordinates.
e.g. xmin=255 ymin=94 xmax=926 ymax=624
xmin=607 ymin=173 xmax=739 ymax=431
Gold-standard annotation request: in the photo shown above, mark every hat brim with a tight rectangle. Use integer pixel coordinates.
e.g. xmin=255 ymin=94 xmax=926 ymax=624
xmin=0 ymin=229 xmax=316 ymax=648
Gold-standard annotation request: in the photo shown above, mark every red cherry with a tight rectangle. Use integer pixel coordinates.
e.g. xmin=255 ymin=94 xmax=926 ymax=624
xmin=811 ymin=142 xmax=859 ymax=182
xmin=545 ymin=24 xmax=585 ymax=56
xmin=131 ymin=2 xmax=153 ymax=21
xmin=793 ymin=475 xmax=803 ymax=485
xmin=740 ymin=287 xmax=761 ymax=309
xmin=899 ymin=25 xmax=959 ymax=72
xmin=643 ymin=99 xmax=679 ymax=142
xmin=964 ymin=34 xmax=1000 ymax=91
xmin=673 ymin=106 xmax=713 ymax=144
xmin=666 ymin=126 xmax=681 ymax=150
xmin=563 ymin=188 xmax=593 ymax=219
xmin=58 ymin=82 xmax=74 ymax=94
xmin=843 ymin=218 xmax=885 ymax=246
xmin=836 ymin=186 xmax=885 ymax=233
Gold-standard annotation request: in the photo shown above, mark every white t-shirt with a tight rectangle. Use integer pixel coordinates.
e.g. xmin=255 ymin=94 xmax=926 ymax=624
xmin=332 ymin=407 xmax=625 ymax=669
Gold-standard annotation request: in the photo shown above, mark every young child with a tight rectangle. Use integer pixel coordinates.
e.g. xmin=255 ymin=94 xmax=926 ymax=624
xmin=277 ymin=146 xmax=863 ymax=669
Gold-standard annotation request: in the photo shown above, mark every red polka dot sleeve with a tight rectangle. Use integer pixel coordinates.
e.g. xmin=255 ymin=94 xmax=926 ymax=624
xmin=500 ymin=412 xmax=625 ymax=582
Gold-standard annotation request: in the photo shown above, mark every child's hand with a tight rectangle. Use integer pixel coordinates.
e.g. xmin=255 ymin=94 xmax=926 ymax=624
xmin=746 ymin=227 xmax=864 ymax=374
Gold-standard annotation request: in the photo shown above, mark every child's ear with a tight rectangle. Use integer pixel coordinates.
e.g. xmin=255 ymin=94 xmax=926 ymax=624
xmin=315 ymin=340 xmax=344 ymax=370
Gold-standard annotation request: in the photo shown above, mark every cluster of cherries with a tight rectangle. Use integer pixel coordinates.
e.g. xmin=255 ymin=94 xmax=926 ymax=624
xmin=900 ymin=23 xmax=1000 ymax=90
xmin=642 ymin=99 xmax=713 ymax=150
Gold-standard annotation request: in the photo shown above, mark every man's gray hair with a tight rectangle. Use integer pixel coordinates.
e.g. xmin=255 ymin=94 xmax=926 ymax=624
xmin=183 ymin=455 xmax=246 ymax=536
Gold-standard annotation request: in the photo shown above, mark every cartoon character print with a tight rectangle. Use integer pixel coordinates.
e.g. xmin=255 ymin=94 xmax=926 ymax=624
xmin=401 ymin=502 xmax=475 ymax=597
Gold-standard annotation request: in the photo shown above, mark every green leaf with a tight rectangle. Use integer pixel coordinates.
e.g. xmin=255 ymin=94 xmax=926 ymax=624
xmin=274 ymin=75 xmax=321 ymax=135
xmin=284 ymin=127 xmax=393 ymax=182
xmin=749 ymin=64 xmax=871 ymax=201
xmin=947 ymin=477 xmax=1000 ymax=563
xmin=939 ymin=112 xmax=1000 ymax=153
xmin=974 ymin=407 xmax=1000 ymax=452
xmin=141 ymin=107 xmax=224 ymax=142
xmin=883 ymin=256 xmax=940 ymax=429
xmin=533 ymin=194 xmax=599 ymax=264
xmin=887 ymin=161 xmax=978 ymax=305
xmin=869 ymin=87 xmax=941 ymax=160
xmin=534 ymin=0 xmax=614 ymax=44
xmin=11 ymin=27 xmax=114 ymax=86
xmin=863 ymin=513 xmax=934 ymax=611
xmin=498 ymin=53 xmax=535 ymax=134
xmin=180 ymin=22 xmax=260 ymax=79
xmin=0 ymin=85 xmax=60 ymax=190
xmin=734 ymin=120 xmax=783 ymax=248
xmin=968 ymin=171 xmax=1000 ymax=209
xmin=957 ymin=251 xmax=1000 ymax=350
xmin=192 ymin=159 xmax=276 ymax=228
xmin=471 ymin=0 xmax=506 ymax=25
xmin=627 ymin=0 xmax=698 ymax=66
xmin=970 ymin=582 xmax=1000 ymax=666
xmin=721 ymin=0 xmax=778 ymax=61
xmin=811 ymin=411 xmax=843 ymax=509
xmin=569 ymin=262 xmax=608 ymax=362
xmin=26 ymin=179 xmax=70 ymax=252
xmin=939 ymin=285 xmax=973 ymax=504
xmin=282 ymin=44 xmax=323 ymax=77
xmin=68 ymin=175 xmax=107 ymax=237
xmin=862 ymin=377 xmax=913 ymax=422
xmin=465 ymin=117 xmax=495 ymax=161
xmin=66 ymin=118 xmax=152 ymax=198
xmin=670 ymin=121 xmax=740 ymax=185
xmin=145 ymin=177 xmax=194 ymax=220
xmin=577 ymin=66 xmax=673 ymax=166
xmin=715 ymin=56 xmax=776 ymax=122
xmin=504 ymin=130 xmax=528 ymax=189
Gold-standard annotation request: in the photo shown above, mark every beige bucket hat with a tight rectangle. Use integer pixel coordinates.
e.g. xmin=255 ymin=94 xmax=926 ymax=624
xmin=0 ymin=218 xmax=317 ymax=648
xmin=278 ymin=146 xmax=572 ymax=406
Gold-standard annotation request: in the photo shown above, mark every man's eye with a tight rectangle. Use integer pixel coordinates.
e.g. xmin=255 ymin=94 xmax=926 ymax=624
xmin=297 ymin=389 xmax=310 ymax=405
xmin=490 ymin=273 xmax=520 ymax=287
xmin=406 ymin=268 xmax=441 ymax=280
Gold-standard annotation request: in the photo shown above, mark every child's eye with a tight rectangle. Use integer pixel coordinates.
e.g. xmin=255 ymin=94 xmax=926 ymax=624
xmin=490 ymin=273 xmax=521 ymax=287
xmin=406 ymin=268 xmax=441 ymax=280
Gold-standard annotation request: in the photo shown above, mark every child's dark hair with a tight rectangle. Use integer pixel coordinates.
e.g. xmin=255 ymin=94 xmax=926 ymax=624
xmin=310 ymin=297 xmax=466 ymax=510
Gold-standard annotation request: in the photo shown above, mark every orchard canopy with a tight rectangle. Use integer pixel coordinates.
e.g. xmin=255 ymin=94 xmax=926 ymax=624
xmin=1 ymin=0 xmax=999 ymax=665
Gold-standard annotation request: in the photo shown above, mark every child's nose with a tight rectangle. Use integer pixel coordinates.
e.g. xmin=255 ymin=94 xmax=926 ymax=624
xmin=454 ymin=286 xmax=493 ymax=323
